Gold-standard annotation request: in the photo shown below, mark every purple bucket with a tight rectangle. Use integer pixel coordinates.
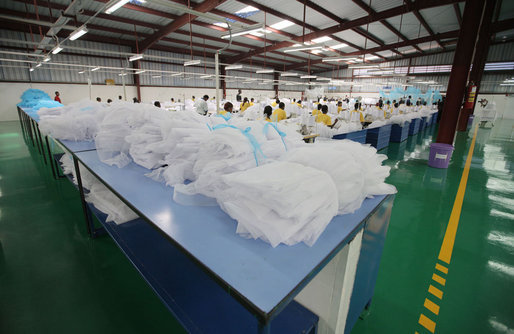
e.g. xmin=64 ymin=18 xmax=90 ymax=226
xmin=428 ymin=143 xmax=454 ymax=168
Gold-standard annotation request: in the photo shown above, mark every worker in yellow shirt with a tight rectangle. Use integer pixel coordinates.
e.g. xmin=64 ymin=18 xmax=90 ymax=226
xmin=316 ymin=105 xmax=338 ymax=128
xmin=271 ymin=102 xmax=287 ymax=122
xmin=271 ymin=98 xmax=280 ymax=107
xmin=350 ymin=102 xmax=365 ymax=123
xmin=312 ymin=103 xmax=322 ymax=116
xmin=297 ymin=100 xmax=303 ymax=108
xmin=250 ymin=98 xmax=255 ymax=106
xmin=337 ymin=101 xmax=344 ymax=113
xmin=240 ymin=97 xmax=250 ymax=112
xmin=263 ymin=106 xmax=272 ymax=122
xmin=218 ymin=102 xmax=233 ymax=115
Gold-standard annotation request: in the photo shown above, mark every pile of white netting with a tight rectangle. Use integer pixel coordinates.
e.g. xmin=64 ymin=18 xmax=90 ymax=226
xmin=39 ymin=100 xmax=396 ymax=247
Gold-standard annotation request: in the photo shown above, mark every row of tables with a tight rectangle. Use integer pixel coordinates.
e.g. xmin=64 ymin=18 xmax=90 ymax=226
xmin=17 ymin=105 xmax=395 ymax=334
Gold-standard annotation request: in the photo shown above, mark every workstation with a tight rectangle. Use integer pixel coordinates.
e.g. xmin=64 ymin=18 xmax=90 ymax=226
xmin=2 ymin=1 xmax=514 ymax=333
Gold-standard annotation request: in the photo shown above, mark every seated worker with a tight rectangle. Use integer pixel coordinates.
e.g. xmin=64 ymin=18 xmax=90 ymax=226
xmin=297 ymin=100 xmax=303 ymax=108
xmin=337 ymin=101 xmax=344 ymax=113
xmin=271 ymin=102 xmax=287 ymax=122
xmin=271 ymin=98 xmax=280 ymax=107
xmin=316 ymin=105 xmax=338 ymax=128
xmin=250 ymin=98 xmax=255 ymax=106
xmin=392 ymin=102 xmax=400 ymax=115
xmin=292 ymin=98 xmax=296 ymax=104
xmin=219 ymin=101 xmax=233 ymax=115
xmin=154 ymin=101 xmax=161 ymax=108
xmin=350 ymin=102 xmax=365 ymax=122
xmin=312 ymin=103 xmax=322 ymax=116
xmin=263 ymin=105 xmax=272 ymax=122
xmin=240 ymin=97 xmax=251 ymax=112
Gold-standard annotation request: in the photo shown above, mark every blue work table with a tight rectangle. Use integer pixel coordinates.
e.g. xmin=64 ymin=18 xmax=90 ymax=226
xmin=17 ymin=105 xmax=395 ymax=333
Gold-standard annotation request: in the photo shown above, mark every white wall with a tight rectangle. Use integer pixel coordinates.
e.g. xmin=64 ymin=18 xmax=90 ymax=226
xmin=1 ymin=82 xmax=307 ymax=121
xmin=474 ymin=93 xmax=514 ymax=120
xmin=0 ymin=82 xmax=137 ymax=121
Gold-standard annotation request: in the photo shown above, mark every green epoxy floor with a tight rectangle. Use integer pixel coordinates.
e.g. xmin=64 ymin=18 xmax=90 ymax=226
xmin=1 ymin=119 xmax=513 ymax=333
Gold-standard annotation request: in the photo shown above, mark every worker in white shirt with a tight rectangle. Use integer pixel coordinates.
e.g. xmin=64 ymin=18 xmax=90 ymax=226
xmin=195 ymin=95 xmax=209 ymax=115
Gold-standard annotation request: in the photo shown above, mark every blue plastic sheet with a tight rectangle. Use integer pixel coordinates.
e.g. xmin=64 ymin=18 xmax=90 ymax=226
xmin=17 ymin=89 xmax=53 ymax=108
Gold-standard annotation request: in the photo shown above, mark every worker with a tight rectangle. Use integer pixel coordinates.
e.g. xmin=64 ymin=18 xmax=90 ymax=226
xmin=271 ymin=102 xmax=287 ymax=122
xmin=392 ymin=103 xmax=400 ymax=115
xmin=219 ymin=102 xmax=233 ymax=115
xmin=154 ymin=101 xmax=161 ymax=108
xmin=107 ymin=99 xmax=112 ymax=104
xmin=250 ymin=98 xmax=255 ymax=106
xmin=337 ymin=101 xmax=344 ymax=113
xmin=54 ymin=91 xmax=61 ymax=103
xmin=271 ymin=98 xmax=280 ymax=107
xmin=118 ymin=95 xmax=123 ymax=101
xmin=195 ymin=95 xmax=209 ymax=115
xmin=192 ymin=95 xmax=195 ymax=102
xmin=292 ymin=98 xmax=296 ymax=104
xmin=312 ymin=103 xmax=322 ymax=116
xmin=240 ymin=97 xmax=251 ymax=112
xmin=133 ymin=97 xmax=139 ymax=103
xmin=263 ymin=105 xmax=272 ymax=122
xmin=350 ymin=102 xmax=364 ymax=122
xmin=236 ymin=89 xmax=242 ymax=102
xmin=171 ymin=98 xmax=175 ymax=103
xmin=316 ymin=105 xmax=338 ymax=128
xmin=96 ymin=97 xmax=101 ymax=102
xmin=297 ymin=100 xmax=302 ymax=108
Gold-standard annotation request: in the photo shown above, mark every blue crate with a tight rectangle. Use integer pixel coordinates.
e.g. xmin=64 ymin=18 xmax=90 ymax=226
xmin=333 ymin=129 xmax=368 ymax=144
xmin=408 ymin=118 xmax=421 ymax=135
xmin=390 ymin=122 xmax=410 ymax=142
xmin=366 ymin=124 xmax=392 ymax=150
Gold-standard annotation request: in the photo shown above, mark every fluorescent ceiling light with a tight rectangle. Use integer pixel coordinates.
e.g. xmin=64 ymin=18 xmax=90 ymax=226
xmin=129 ymin=54 xmax=143 ymax=62
xmin=348 ymin=64 xmax=380 ymax=68
xmin=119 ymin=73 xmax=127 ymax=76
xmin=200 ymin=75 xmax=212 ymax=79
xmin=221 ymin=24 xmax=266 ymax=39
xmin=29 ymin=67 xmax=34 ymax=72
xmin=69 ymin=26 xmax=88 ymax=41
xmin=152 ymin=75 xmax=161 ymax=78
xmin=292 ymin=43 xmax=302 ymax=47
xmin=51 ymin=45 xmax=63 ymax=54
xmin=105 ymin=0 xmax=130 ymax=14
xmin=43 ymin=55 xmax=51 ymax=62
xmin=322 ymin=57 xmax=357 ymax=62
xmin=311 ymin=50 xmax=323 ymax=54
xmin=258 ymin=82 xmax=269 ymax=85
xmin=365 ymin=55 xmax=380 ymax=60
xmin=91 ymin=67 xmax=100 ymax=71
xmin=225 ymin=64 xmax=243 ymax=70
xmin=311 ymin=36 xmax=332 ymax=44
xmin=78 ymin=70 xmax=85 ymax=74
xmin=236 ymin=5 xmax=258 ymax=14
xmin=284 ymin=46 xmax=323 ymax=53
xmin=316 ymin=77 xmax=331 ymax=81
xmin=300 ymin=75 xmax=317 ymax=79
xmin=330 ymin=43 xmax=348 ymax=49
xmin=256 ymin=69 xmax=274 ymax=74
xmin=270 ymin=20 xmax=294 ymax=30
xmin=280 ymin=72 xmax=298 ymax=77
xmin=170 ymin=72 xmax=183 ymax=76
xmin=184 ymin=59 xmax=201 ymax=66
xmin=134 ymin=70 xmax=146 ymax=74
xmin=35 ymin=63 xmax=42 ymax=67
xmin=500 ymin=83 xmax=514 ymax=86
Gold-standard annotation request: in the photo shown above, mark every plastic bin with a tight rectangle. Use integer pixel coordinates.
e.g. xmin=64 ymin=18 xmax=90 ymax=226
xmin=408 ymin=118 xmax=421 ymax=135
xmin=428 ymin=143 xmax=454 ymax=168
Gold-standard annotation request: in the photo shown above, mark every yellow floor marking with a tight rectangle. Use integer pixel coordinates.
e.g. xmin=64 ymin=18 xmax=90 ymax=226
xmin=432 ymin=273 xmax=446 ymax=286
xmin=438 ymin=124 xmax=479 ymax=264
xmin=419 ymin=314 xmax=436 ymax=333
xmin=424 ymin=298 xmax=440 ymax=315
xmin=435 ymin=263 xmax=448 ymax=274
xmin=428 ymin=285 xmax=443 ymax=299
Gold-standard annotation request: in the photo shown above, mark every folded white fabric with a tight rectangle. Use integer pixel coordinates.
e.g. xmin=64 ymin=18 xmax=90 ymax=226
xmin=85 ymin=182 xmax=138 ymax=225
xmin=216 ymin=161 xmax=339 ymax=247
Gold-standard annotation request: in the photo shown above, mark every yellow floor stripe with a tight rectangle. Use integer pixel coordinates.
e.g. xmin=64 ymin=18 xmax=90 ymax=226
xmin=428 ymin=285 xmax=443 ymax=299
xmin=438 ymin=124 xmax=479 ymax=264
xmin=432 ymin=273 xmax=446 ymax=286
xmin=424 ymin=298 xmax=440 ymax=315
xmin=435 ymin=263 xmax=448 ymax=274
xmin=419 ymin=314 xmax=436 ymax=333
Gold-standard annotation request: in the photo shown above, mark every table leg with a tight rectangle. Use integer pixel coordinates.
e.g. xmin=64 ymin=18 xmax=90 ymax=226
xmin=17 ymin=108 xmax=27 ymax=143
xmin=258 ymin=321 xmax=270 ymax=334
xmin=30 ymin=119 xmax=42 ymax=154
xmin=45 ymin=136 xmax=57 ymax=179
xmin=73 ymin=156 xmax=94 ymax=237
xmin=25 ymin=113 xmax=35 ymax=147
xmin=35 ymin=123 xmax=47 ymax=164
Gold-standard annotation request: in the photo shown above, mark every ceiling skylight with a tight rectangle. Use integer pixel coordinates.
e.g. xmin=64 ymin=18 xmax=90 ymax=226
xmin=236 ymin=5 xmax=259 ymax=14
xmin=214 ymin=22 xmax=229 ymax=28
xmin=330 ymin=43 xmax=348 ymax=49
xmin=270 ymin=20 xmax=294 ymax=30
xmin=311 ymin=36 xmax=332 ymax=44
